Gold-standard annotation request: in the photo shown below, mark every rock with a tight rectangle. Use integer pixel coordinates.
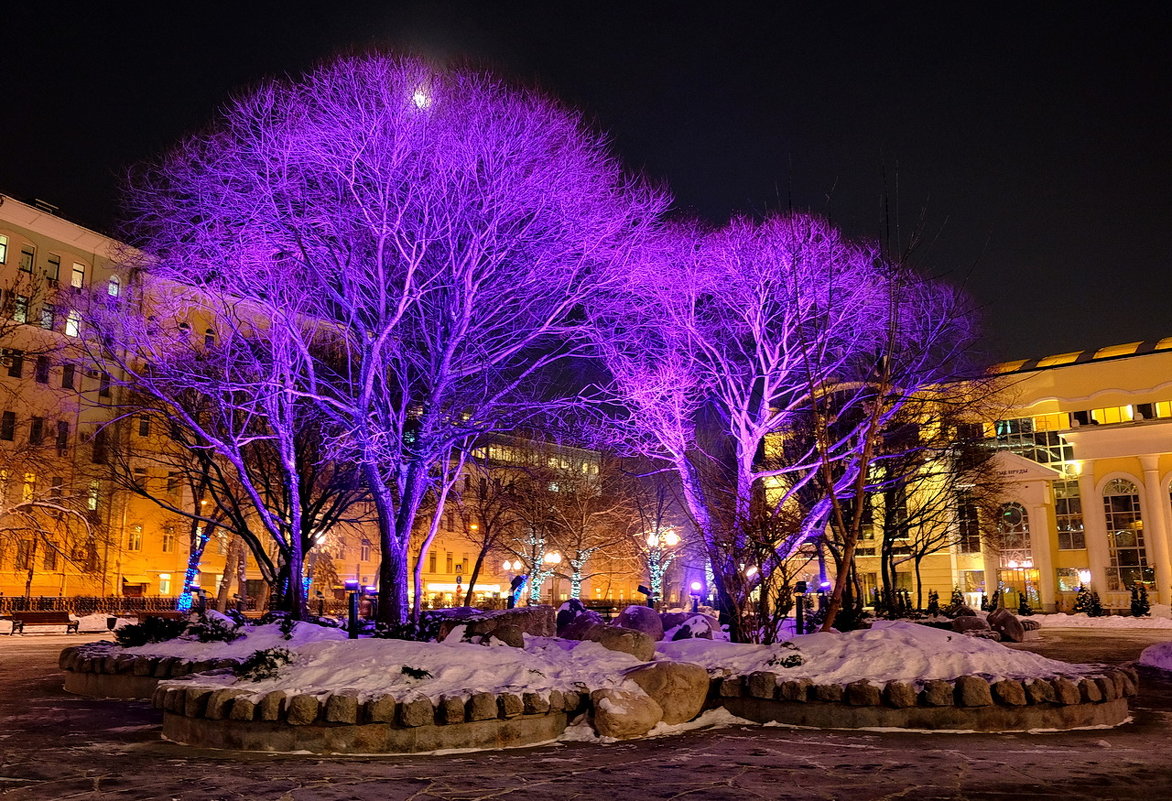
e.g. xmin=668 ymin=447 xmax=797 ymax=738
xmin=205 ymin=689 xmax=244 ymax=720
xmin=468 ymin=692 xmax=498 ymax=721
xmin=547 ymin=689 xmax=565 ymax=713
xmin=498 ymin=693 xmax=524 ymax=718
xmin=523 ymin=692 xmax=551 ymax=715
xmin=556 ymin=599 xmax=589 ymax=634
xmin=779 ymin=678 xmax=813 ymax=702
xmin=884 ymin=681 xmax=918 ymax=708
xmin=1079 ymin=678 xmax=1103 ymax=703
xmin=399 ymin=697 xmax=435 ymax=727
xmin=953 ymin=606 xmax=978 ymax=617
xmin=846 ymin=681 xmax=882 ymax=706
xmin=153 ymin=657 xmax=176 ymax=678
xmin=1116 ymin=669 xmax=1138 ymax=697
xmin=624 ymin=661 xmax=709 ymax=724
xmin=184 ymin=688 xmax=213 ymax=717
xmin=433 ymin=606 xmax=556 ymax=642
xmin=955 ymin=676 xmax=993 ymax=706
xmin=921 ymin=680 xmax=955 ymax=706
xmin=992 ymin=680 xmax=1027 ymax=706
xmin=229 ymin=696 xmax=257 ymax=721
xmin=488 ymin=624 xmax=525 ymax=647
xmin=616 ymin=606 xmax=665 ymax=641
xmin=1051 ymin=677 xmax=1081 ymax=704
xmin=258 ymin=691 xmax=286 ymax=721
xmin=58 ymin=647 xmax=78 ymax=670
xmin=589 ymin=626 xmax=656 ymax=662
xmin=114 ymin=654 xmax=138 ymax=674
xmin=814 ymin=684 xmax=844 ymax=703
xmin=286 ymin=694 xmax=321 ymax=725
xmin=171 ymin=660 xmax=191 ymax=677
xmin=590 ymin=687 xmax=664 ymax=739
xmin=563 ymin=690 xmax=587 ymax=713
xmin=660 ymin=611 xmax=690 ymax=631
xmin=966 ymin=630 xmax=1002 ymax=641
xmin=951 ymin=616 xmax=990 ymax=633
xmin=103 ymin=656 xmax=120 ymax=674
xmin=669 ymin=615 xmax=718 ymax=641
xmin=718 ymin=676 xmax=744 ymax=697
xmin=559 ymin=611 xmax=604 ymax=640
xmin=1024 ymin=678 xmax=1056 ymax=704
xmin=1094 ymin=675 xmax=1117 ymax=700
xmin=746 ymin=671 xmax=780 ymax=700
xmin=1021 ymin=619 xmax=1041 ymax=631
xmin=165 ymin=687 xmax=187 ymax=713
xmin=325 ymin=690 xmax=360 ymax=724
xmin=437 ymin=695 xmax=465 ymax=724
xmin=987 ymin=608 xmax=1025 ymax=643
xmin=132 ymin=658 xmax=154 ymax=677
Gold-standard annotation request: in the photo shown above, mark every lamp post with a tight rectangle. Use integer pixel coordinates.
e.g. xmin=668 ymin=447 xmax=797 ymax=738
xmin=645 ymin=529 xmax=680 ymax=608
xmin=794 ymin=580 xmax=807 ymax=634
xmin=689 ymin=580 xmax=702 ymax=614
xmin=344 ymin=579 xmax=360 ymax=639
xmin=502 ymin=559 xmax=525 ymax=609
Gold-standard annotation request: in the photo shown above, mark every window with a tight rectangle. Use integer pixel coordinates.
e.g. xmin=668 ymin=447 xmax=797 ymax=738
xmin=445 ymin=552 xmax=454 ymax=573
xmin=0 ymin=235 xmax=7 ymax=263
xmin=0 ymin=411 xmax=15 ymax=441
xmin=12 ymin=295 xmax=27 ymax=324
xmin=1056 ymin=567 xmax=1089 ymax=593
xmin=46 ymin=254 xmax=60 ymax=283
xmin=138 ymin=416 xmax=150 ymax=437
xmin=15 ymin=540 xmax=33 ymax=570
xmin=18 ymin=247 xmax=34 ymax=272
xmin=34 ymin=356 xmax=49 ymax=384
xmin=1102 ymin=478 xmax=1153 ymax=590
xmin=43 ymin=546 xmax=58 ymax=571
xmin=28 ymin=417 xmax=43 ymax=446
xmin=166 ymin=471 xmax=180 ymax=495
xmin=49 ymin=476 xmax=63 ymax=501
xmin=161 ymin=526 xmax=175 ymax=553
xmin=204 ymin=328 xmax=216 ymax=347
xmin=98 ymin=372 xmax=111 ymax=398
xmin=956 ymin=491 xmax=982 ymax=553
xmin=21 ymin=473 xmax=35 ymax=503
xmin=40 ymin=303 xmax=55 ymax=330
xmin=61 ymin=363 xmax=75 ymax=389
xmin=428 ymin=551 xmax=437 ymax=573
xmin=56 ymin=421 xmax=69 ymax=455
xmin=1054 ymin=479 xmax=1086 ymax=549
xmin=91 ymin=427 xmax=108 ymax=464
xmin=127 ymin=525 xmax=143 ymax=551
xmin=86 ymin=480 xmax=100 ymax=511
xmin=158 ymin=573 xmax=172 ymax=595
xmin=5 ymin=349 xmax=23 ymax=378
xmin=997 ymin=503 xmax=1030 ymax=551
xmin=70 ymin=263 xmax=85 ymax=289
xmin=177 ymin=321 xmax=191 ymax=338
xmin=107 ymin=276 xmax=120 ymax=297
xmin=64 ymin=310 xmax=80 ymax=337
xmin=360 ymin=539 xmax=371 ymax=561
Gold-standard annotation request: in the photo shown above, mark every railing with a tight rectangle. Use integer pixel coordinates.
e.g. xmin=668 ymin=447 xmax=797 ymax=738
xmin=0 ymin=595 xmax=185 ymax=616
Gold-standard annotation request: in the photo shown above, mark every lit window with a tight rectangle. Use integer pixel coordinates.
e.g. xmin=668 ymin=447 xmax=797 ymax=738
xmin=1055 ymin=480 xmax=1085 ymax=549
xmin=158 ymin=573 xmax=172 ymax=595
xmin=360 ymin=539 xmax=371 ymax=561
xmin=21 ymin=473 xmax=35 ymax=503
xmin=127 ymin=525 xmax=143 ymax=552
xmin=40 ymin=303 xmax=55 ymax=330
xmin=161 ymin=526 xmax=175 ymax=553
xmin=70 ymin=263 xmax=85 ymax=289
xmin=12 ymin=295 xmax=27 ymax=324
xmin=1103 ymin=478 xmax=1152 ymax=590
xmin=87 ymin=480 xmax=100 ymax=511
xmin=0 ymin=235 xmax=7 ymax=263
xmin=65 ymin=310 xmax=80 ymax=337
xmin=107 ymin=276 xmax=120 ymax=297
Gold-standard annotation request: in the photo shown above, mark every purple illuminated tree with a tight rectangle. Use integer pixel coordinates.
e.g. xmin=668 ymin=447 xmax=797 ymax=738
xmin=591 ymin=213 xmax=975 ymax=639
xmin=119 ymin=54 xmax=665 ymax=624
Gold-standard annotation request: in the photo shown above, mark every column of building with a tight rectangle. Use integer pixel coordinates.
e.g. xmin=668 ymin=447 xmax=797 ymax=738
xmin=1076 ymin=465 xmax=1110 ymax=595
xmin=1139 ymin=454 xmax=1172 ymax=604
xmin=1027 ymin=497 xmax=1058 ymax=611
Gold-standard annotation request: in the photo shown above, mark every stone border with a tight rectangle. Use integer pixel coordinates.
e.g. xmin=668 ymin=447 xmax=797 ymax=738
xmin=710 ymin=668 xmax=1138 ymax=731
xmin=59 ymin=645 xmax=239 ymax=700
xmin=152 ymin=683 xmax=585 ymax=754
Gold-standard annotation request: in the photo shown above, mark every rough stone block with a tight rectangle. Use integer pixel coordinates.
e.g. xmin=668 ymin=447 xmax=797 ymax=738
xmin=154 ymin=657 xmax=177 ymax=678
xmin=846 ymin=681 xmax=882 ymax=706
xmin=438 ymin=695 xmax=465 ymax=724
xmin=884 ymin=681 xmax=917 ymax=708
xmin=718 ymin=677 xmax=744 ymax=698
xmin=490 ymin=624 xmax=525 ymax=647
xmin=165 ymin=687 xmax=188 ymax=713
xmin=170 ymin=661 xmax=191 ymax=678
xmin=498 ymin=693 xmax=524 ymax=719
xmin=590 ymin=687 xmax=663 ymax=739
xmin=286 ymin=694 xmax=321 ymax=725
xmin=365 ymin=694 xmax=397 ymax=723
xmin=1118 ymin=670 xmax=1139 ymax=697
xmin=114 ymin=655 xmax=138 ymax=674
xmin=590 ymin=626 xmax=656 ymax=662
xmin=151 ymin=684 xmax=168 ymax=710
xmin=229 ymin=696 xmax=257 ymax=721
xmin=399 ymin=696 xmax=435 ymax=727
xmin=206 ymin=689 xmax=244 ymax=720
xmin=747 ymin=671 xmax=779 ymax=699
xmin=992 ymin=680 xmax=1027 ymax=706
xmin=1024 ymin=678 xmax=1056 ymax=704
xmin=1079 ymin=678 xmax=1103 ymax=703
xmin=814 ymin=683 xmax=844 ymax=703
xmin=955 ymin=676 xmax=992 ymax=707
xmin=468 ymin=692 xmax=498 ymax=721
xmin=325 ymin=690 xmax=360 ymax=724
xmin=1051 ymin=677 xmax=1081 ymax=705
xmin=523 ymin=692 xmax=551 ymax=715
xmin=920 ymin=680 xmax=954 ymax=706
xmin=132 ymin=658 xmax=154 ymax=677
xmin=563 ymin=690 xmax=587 ymax=714
xmin=184 ymin=688 xmax=213 ymax=717
xmin=1094 ymin=676 xmax=1117 ymax=700
xmin=103 ymin=656 xmax=120 ymax=675
xmin=624 ymin=661 xmax=710 ymax=724
xmin=258 ymin=691 xmax=286 ymax=721
xmin=58 ymin=647 xmax=78 ymax=670
xmin=547 ymin=690 xmax=565 ymax=714
xmin=779 ymin=678 xmax=813 ymax=702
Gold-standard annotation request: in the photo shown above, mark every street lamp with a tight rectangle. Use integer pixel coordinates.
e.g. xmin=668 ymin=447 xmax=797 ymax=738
xmin=645 ymin=529 xmax=681 ymax=608
xmin=689 ymin=580 xmax=703 ymax=614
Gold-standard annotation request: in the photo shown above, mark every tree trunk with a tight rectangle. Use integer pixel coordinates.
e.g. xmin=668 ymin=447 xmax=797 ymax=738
xmin=235 ymin=544 xmax=249 ymax=611
xmin=463 ymin=548 xmax=487 ymax=607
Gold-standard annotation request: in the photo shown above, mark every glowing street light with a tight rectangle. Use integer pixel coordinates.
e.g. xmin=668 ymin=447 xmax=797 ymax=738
xmin=412 ymin=89 xmax=432 ymax=110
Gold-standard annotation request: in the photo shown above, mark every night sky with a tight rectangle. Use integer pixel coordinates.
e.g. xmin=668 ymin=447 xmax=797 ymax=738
xmin=3 ymin=2 xmax=1168 ymax=361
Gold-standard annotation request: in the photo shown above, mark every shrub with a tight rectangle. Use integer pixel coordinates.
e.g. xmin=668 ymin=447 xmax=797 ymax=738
xmin=114 ymin=616 xmax=189 ymax=648
xmin=1131 ymin=584 xmax=1151 ymax=617
xmin=185 ymin=614 xmax=243 ymax=643
xmin=236 ymin=647 xmax=294 ymax=682
xmin=1018 ymin=596 xmax=1034 ymax=616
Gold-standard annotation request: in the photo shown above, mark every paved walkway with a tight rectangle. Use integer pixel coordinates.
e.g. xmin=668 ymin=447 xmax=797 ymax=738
xmin=2 ymin=630 xmax=1172 ymax=800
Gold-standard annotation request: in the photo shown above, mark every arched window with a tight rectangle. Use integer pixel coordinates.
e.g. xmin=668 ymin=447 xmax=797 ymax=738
xmin=204 ymin=328 xmax=215 ymax=348
xmin=177 ymin=321 xmax=191 ymax=338
xmin=997 ymin=502 xmax=1031 ymax=567
xmin=107 ymin=276 xmax=120 ymax=297
xmin=1102 ymin=478 xmax=1152 ymax=590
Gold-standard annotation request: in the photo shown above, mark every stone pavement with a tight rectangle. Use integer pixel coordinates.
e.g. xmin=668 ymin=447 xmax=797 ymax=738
xmin=3 ymin=630 xmax=1172 ymax=800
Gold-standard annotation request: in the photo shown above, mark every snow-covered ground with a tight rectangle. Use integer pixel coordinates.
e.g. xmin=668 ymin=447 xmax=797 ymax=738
xmin=0 ymin=612 xmax=132 ymax=635
xmin=120 ymin=620 xmax=349 ymax=660
xmin=1032 ymin=608 xmax=1172 ymax=629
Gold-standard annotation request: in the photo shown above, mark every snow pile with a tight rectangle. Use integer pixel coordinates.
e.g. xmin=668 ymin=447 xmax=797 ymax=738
xmin=225 ymin=636 xmax=643 ymax=701
xmin=1139 ymin=641 xmax=1172 ymax=671
xmin=1032 ymin=612 xmax=1172 ymax=629
xmin=659 ymin=621 xmax=1084 ymax=683
xmin=121 ymin=621 xmax=348 ymax=660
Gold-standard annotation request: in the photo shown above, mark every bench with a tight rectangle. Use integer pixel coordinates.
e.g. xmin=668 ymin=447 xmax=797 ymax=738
xmin=5 ymin=611 xmax=79 ymax=635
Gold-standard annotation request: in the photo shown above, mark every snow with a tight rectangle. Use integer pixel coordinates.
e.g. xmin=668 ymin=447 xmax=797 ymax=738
xmin=1139 ymin=641 xmax=1172 ymax=670
xmin=1032 ymin=612 xmax=1172 ymax=629
xmin=658 ymin=621 xmax=1086 ymax=683
xmin=121 ymin=621 xmax=348 ymax=661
